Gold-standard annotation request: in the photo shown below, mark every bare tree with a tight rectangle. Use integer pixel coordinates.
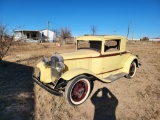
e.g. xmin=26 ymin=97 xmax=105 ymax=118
xmin=60 ymin=27 xmax=71 ymax=45
xmin=0 ymin=24 xmax=8 ymax=39
xmin=91 ymin=25 xmax=97 ymax=35
xmin=0 ymin=23 xmax=13 ymax=62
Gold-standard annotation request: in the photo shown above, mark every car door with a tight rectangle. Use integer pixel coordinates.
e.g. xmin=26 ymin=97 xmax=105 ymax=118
xmin=101 ymin=39 xmax=122 ymax=74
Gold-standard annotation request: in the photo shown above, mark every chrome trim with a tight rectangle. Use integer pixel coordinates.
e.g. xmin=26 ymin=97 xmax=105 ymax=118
xmin=42 ymin=57 xmax=50 ymax=66
xmin=50 ymin=53 xmax=64 ymax=80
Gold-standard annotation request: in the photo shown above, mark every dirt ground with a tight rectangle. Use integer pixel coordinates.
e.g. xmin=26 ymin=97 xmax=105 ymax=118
xmin=0 ymin=41 xmax=160 ymax=120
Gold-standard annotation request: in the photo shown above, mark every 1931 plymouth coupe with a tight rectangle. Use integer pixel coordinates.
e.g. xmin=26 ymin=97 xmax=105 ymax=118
xmin=33 ymin=35 xmax=139 ymax=106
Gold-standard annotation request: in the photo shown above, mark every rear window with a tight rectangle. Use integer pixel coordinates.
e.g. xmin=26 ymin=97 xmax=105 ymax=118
xmin=104 ymin=39 xmax=120 ymax=52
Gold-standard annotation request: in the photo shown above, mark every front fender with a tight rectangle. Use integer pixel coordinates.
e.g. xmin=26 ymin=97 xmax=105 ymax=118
xmin=122 ymin=55 xmax=138 ymax=73
xmin=60 ymin=68 xmax=97 ymax=81
xmin=37 ymin=62 xmax=52 ymax=83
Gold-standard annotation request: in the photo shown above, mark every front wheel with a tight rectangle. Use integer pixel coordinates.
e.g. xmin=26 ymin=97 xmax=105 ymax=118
xmin=126 ymin=61 xmax=137 ymax=79
xmin=65 ymin=75 xmax=92 ymax=106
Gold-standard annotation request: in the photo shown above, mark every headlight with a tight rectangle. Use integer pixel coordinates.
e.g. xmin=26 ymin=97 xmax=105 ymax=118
xmin=56 ymin=62 xmax=65 ymax=72
xmin=42 ymin=57 xmax=50 ymax=66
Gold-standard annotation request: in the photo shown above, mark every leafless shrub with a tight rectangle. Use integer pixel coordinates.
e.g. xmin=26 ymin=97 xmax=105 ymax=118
xmin=0 ymin=23 xmax=13 ymax=61
xmin=59 ymin=27 xmax=71 ymax=45
xmin=140 ymin=37 xmax=149 ymax=41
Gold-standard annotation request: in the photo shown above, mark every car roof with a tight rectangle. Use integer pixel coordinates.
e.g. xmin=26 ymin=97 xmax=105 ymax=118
xmin=76 ymin=35 xmax=127 ymax=41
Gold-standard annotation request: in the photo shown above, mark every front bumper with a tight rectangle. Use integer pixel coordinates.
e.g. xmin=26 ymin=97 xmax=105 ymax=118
xmin=32 ymin=75 xmax=63 ymax=96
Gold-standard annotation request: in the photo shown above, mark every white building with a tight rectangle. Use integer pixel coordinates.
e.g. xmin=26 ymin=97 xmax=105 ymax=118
xmin=150 ymin=37 xmax=160 ymax=41
xmin=14 ymin=29 xmax=56 ymax=42
xmin=40 ymin=29 xmax=56 ymax=42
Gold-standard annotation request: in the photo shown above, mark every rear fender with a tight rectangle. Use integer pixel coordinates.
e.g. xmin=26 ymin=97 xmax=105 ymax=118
xmin=122 ymin=56 xmax=138 ymax=73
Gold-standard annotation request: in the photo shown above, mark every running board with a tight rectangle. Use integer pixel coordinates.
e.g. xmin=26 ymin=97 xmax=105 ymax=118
xmin=103 ymin=72 xmax=127 ymax=82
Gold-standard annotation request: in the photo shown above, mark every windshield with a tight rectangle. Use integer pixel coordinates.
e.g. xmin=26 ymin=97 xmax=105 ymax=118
xmin=77 ymin=40 xmax=102 ymax=51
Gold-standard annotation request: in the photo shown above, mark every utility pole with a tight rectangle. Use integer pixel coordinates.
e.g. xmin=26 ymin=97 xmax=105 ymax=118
xmin=127 ymin=25 xmax=130 ymax=39
xmin=47 ymin=21 xmax=50 ymax=42
xmin=132 ymin=21 xmax=134 ymax=41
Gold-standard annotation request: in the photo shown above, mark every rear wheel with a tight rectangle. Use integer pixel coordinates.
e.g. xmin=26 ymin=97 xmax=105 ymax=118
xmin=126 ymin=61 xmax=136 ymax=79
xmin=65 ymin=75 xmax=91 ymax=106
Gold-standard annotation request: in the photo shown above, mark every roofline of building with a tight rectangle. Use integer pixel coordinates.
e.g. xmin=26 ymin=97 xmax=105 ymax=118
xmin=14 ymin=30 xmax=40 ymax=32
xmin=14 ymin=29 xmax=55 ymax=32
xmin=39 ymin=29 xmax=54 ymax=32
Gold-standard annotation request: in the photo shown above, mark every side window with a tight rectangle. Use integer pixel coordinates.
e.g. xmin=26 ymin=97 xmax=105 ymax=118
xmin=77 ymin=40 xmax=102 ymax=52
xmin=104 ymin=39 xmax=120 ymax=52
xmin=42 ymin=32 xmax=45 ymax=37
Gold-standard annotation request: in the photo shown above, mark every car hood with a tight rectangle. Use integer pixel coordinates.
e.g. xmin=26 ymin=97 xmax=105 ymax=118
xmin=61 ymin=49 xmax=100 ymax=60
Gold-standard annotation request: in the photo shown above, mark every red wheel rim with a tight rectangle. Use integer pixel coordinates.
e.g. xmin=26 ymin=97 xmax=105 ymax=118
xmin=71 ymin=80 xmax=88 ymax=102
xmin=129 ymin=63 xmax=135 ymax=76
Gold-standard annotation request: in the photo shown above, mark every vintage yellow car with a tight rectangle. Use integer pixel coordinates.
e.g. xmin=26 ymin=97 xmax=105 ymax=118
xmin=33 ymin=35 xmax=139 ymax=106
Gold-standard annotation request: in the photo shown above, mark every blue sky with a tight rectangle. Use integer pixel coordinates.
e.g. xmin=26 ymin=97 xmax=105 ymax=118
xmin=0 ymin=0 xmax=159 ymax=38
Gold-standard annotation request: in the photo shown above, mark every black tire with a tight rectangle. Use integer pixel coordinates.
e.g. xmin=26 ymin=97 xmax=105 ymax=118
xmin=65 ymin=75 xmax=92 ymax=106
xmin=126 ymin=61 xmax=136 ymax=79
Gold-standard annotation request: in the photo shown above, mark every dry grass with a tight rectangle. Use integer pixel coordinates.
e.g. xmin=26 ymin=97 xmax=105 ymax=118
xmin=0 ymin=41 xmax=160 ymax=120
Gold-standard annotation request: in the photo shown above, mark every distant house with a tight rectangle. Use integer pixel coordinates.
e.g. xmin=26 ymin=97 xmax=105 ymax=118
xmin=14 ymin=29 xmax=56 ymax=42
xmin=150 ymin=37 xmax=160 ymax=41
